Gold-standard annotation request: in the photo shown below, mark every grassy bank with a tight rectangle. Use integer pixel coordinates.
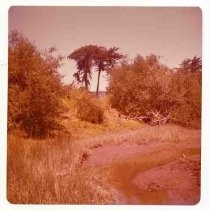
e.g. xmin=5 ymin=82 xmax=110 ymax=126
xmin=7 ymin=138 xmax=117 ymax=204
xmin=7 ymin=120 xmax=200 ymax=204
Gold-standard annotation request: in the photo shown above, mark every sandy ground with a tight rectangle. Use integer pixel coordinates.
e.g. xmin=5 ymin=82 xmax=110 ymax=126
xmin=82 ymin=131 xmax=201 ymax=205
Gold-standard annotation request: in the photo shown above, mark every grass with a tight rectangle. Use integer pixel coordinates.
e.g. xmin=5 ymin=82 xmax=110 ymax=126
xmin=7 ymin=122 xmax=200 ymax=204
xmin=7 ymin=95 xmax=143 ymax=204
xmin=7 ymin=95 xmax=201 ymax=204
xmin=78 ymin=124 xmax=197 ymax=149
xmin=61 ymin=96 xmax=142 ymax=140
xmin=7 ymin=138 xmax=117 ymax=204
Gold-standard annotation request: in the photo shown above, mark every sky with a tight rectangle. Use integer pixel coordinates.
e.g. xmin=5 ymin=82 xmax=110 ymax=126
xmin=9 ymin=7 xmax=202 ymax=91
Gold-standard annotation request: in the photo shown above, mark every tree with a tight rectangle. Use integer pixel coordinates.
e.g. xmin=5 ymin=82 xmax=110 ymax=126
xmin=67 ymin=45 xmax=98 ymax=89
xmin=68 ymin=45 xmax=124 ymax=95
xmin=8 ymin=31 xmax=64 ymax=138
xmin=177 ymin=56 xmax=202 ymax=73
xmin=108 ymin=54 xmax=201 ymax=128
xmin=108 ymin=54 xmax=173 ymax=125
xmin=169 ymin=56 xmax=202 ymax=128
xmin=93 ymin=47 xmax=124 ymax=96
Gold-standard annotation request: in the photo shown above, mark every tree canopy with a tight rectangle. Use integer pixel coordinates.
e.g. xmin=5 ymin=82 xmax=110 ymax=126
xmin=8 ymin=31 xmax=64 ymax=138
xmin=177 ymin=56 xmax=202 ymax=73
xmin=68 ymin=45 xmax=124 ymax=95
xmin=108 ymin=54 xmax=201 ymax=128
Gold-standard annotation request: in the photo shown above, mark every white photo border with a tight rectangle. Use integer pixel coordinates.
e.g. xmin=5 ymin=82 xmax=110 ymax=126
xmin=0 ymin=1 xmax=210 ymax=211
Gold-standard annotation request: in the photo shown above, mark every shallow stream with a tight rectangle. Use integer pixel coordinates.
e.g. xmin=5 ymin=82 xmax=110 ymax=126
xmin=98 ymin=147 xmax=200 ymax=204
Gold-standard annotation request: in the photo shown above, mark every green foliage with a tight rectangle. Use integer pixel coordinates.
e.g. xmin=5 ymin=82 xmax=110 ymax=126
xmin=169 ymin=71 xmax=201 ymax=128
xmin=75 ymin=90 xmax=104 ymax=124
xmin=168 ymin=56 xmax=201 ymax=128
xmin=177 ymin=56 xmax=202 ymax=73
xmin=108 ymin=54 xmax=201 ymax=128
xmin=8 ymin=31 xmax=64 ymax=138
xmin=67 ymin=46 xmax=95 ymax=89
xmin=67 ymin=45 xmax=124 ymax=95
xmin=109 ymin=55 xmax=172 ymax=119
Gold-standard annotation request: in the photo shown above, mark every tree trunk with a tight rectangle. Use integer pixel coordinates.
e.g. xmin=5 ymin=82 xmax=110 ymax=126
xmin=84 ymin=70 xmax=88 ymax=90
xmin=96 ymin=69 xmax=101 ymax=97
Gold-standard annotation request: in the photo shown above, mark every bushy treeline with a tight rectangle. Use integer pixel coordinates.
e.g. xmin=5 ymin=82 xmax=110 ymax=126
xmin=108 ymin=54 xmax=201 ymax=128
xmin=8 ymin=31 xmax=201 ymax=139
xmin=8 ymin=31 xmax=64 ymax=138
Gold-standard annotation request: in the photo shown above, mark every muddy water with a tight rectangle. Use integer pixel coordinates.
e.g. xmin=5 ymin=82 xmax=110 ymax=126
xmin=98 ymin=147 xmax=200 ymax=204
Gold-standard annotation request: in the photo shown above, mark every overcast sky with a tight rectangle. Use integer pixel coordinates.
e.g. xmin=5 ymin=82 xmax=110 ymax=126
xmin=9 ymin=7 xmax=202 ymax=91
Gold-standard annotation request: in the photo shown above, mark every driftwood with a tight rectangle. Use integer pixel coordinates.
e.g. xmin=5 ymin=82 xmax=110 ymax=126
xmin=125 ymin=108 xmax=172 ymax=126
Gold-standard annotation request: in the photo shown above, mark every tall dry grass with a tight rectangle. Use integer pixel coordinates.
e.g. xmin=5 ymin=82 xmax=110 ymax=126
xmin=7 ymin=124 xmax=200 ymax=204
xmin=79 ymin=124 xmax=198 ymax=149
xmin=7 ymin=138 xmax=116 ymax=204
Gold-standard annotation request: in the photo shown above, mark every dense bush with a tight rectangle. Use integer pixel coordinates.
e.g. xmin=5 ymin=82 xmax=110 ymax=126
xmin=169 ymin=71 xmax=201 ymax=128
xmin=8 ymin=31 xmax=64 ymax=138
xmin=108 ymin=55 xmax=173 ymax=123
xmin=75 ymin=90 xmax=104 ymax=124
xmin=108 ymin=54 xmax=201 ymax=128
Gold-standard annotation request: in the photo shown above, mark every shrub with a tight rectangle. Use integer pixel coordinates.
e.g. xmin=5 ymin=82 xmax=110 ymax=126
xmin=8 ymin=31 xmax=64 ymax=138
xmin=169 ymin=71 xmax=201 ymax=128
xmin=75 ymin=91 xmax=104 ymax=124
xmin=108 ymin=54 xmax=173 ymax=124
xmin=108 ymin=54 xmax=201 ymax=128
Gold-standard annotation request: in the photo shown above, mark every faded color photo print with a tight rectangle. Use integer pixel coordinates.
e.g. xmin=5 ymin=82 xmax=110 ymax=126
xmin=7 ymin=7 xmax=201 ymax=204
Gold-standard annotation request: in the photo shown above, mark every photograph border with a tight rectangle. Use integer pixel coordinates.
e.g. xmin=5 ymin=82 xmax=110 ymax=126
xmin=1 ymin=0 xmax=210 ymax=211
